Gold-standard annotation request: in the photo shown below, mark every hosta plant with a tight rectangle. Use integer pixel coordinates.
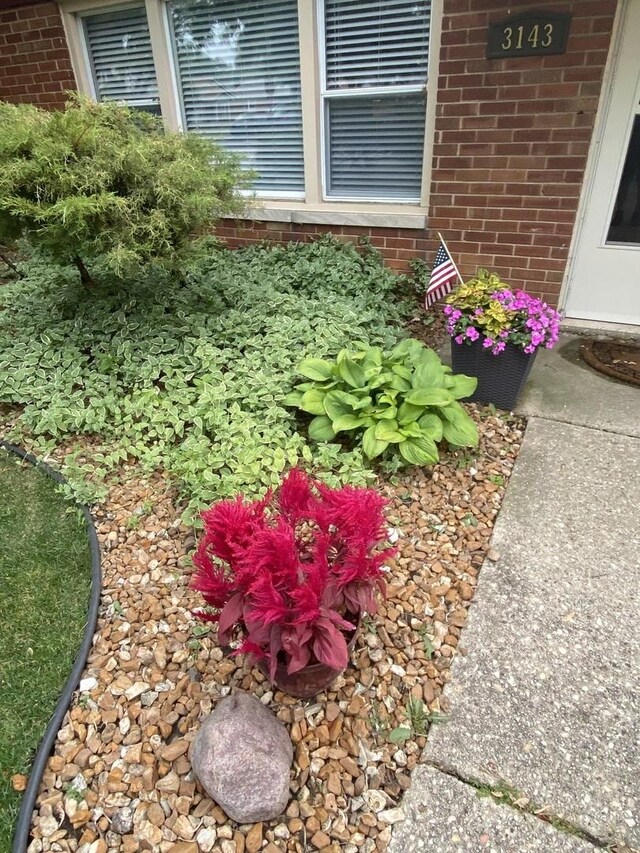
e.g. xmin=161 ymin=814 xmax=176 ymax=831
xmin=192 ymin=469 xmax=394 ymax=681
xmin=284 ymin=339 xmax=479 ymax=466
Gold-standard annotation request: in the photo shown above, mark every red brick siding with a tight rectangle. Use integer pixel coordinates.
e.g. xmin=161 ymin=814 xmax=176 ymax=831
xmin=428 ymin=0 xmax=617 ymax=303
xmin=0 ymin=1 xmax=76 ymax=110
xmin=216 ymin=221 xmax=432 ymax=274
xmin=220 ymin=0 xmax=616 ymax=306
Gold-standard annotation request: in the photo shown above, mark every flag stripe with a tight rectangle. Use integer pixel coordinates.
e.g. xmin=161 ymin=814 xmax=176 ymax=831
xmin=428 ymin=264 xmax=456 ymax=287
xmin=425 ymin=239 xmax=458 ymax=309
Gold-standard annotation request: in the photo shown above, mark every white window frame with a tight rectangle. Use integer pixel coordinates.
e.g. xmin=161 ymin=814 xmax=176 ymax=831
xmin=166 ymin=0 xmax=306 ymax=201
xmin=60 ymin=0 xmax=442 ymax=228
xmin=77 ymin=2 xmax=162 ymax=113
xmin=317 ymin=0 xmax=428 ymax=204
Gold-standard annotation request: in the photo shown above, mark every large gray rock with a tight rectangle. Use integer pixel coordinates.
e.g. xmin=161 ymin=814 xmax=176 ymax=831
xmin=191 ymin=691 xmax=293 ymax=823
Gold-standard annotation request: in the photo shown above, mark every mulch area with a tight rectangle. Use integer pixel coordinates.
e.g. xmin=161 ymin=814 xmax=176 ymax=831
xmin=580 ymin=338 xmax=640 ymax=387
xmin=23 ymin=406 xmax=524 ymax=853
xmin=405 ymin=304 xmax=449 ymax=355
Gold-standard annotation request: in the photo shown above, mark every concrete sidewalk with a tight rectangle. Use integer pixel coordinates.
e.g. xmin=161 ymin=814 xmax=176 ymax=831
xmin=391 ymin=336 xmax=640 ymax=852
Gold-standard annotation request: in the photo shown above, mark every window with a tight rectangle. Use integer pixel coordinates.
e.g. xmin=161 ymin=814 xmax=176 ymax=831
xmin=83 ymin=6 xmax=161 ymax=114
xmin=67 ymin=0 xmax=437 ymax=217
xmin=322 ymin=0 xmax=431 ymax=201
xmin=170 ymin=0 xmax=304 ymax=196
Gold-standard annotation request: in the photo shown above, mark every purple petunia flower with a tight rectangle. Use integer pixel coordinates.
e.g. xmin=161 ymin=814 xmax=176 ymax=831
xmin=446 ymin=279 xmax=561 ymax=354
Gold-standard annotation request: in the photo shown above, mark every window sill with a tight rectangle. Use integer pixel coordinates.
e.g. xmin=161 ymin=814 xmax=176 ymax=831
xmin=240 ymin=202 xmax=428 ymax=230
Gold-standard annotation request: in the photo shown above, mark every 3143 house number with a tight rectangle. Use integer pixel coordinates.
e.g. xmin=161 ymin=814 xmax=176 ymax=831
xmin=501 ymin=22 xmax=554 ymax=51
xmin=487 ymin=11 xmax=572 ymax=59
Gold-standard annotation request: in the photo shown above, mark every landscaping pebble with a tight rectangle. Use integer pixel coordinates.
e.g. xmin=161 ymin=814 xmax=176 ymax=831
xmin=25 ymin=406 xmax=523 ymax=851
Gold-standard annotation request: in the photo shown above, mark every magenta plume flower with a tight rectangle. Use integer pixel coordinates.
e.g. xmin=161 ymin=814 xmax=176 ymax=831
xmin=192 ymin=469 xmax=394 ymax=677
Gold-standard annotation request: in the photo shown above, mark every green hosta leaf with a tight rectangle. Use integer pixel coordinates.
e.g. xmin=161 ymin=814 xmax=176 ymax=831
xmin=399 ymin=434 xmax=440 ymax=465
xmin=388 ymin=374 xmax=412 ymax=392
xmin=351 ymin=394 xmax=373 ymax=411
xmin=397 ymin=401 xmax=423 ymax=425
xmin=377 ymin=392 xmax=396 ymax=405
xmin=360 ymin=346 xmax=383 ymax=371
xmin=417 ymin=412 xmax=444 ymax=442
xmin=445 ymin=373 xmax=478 ymax=399
xmin=440 ymin=400 xmax=469 ymax=424
xmin=332 ymin=413 xmax=366 ymax=433
xmin=323 ymin=389 xmax=359 ymax=420
xmin=299 ymin=388 xmax=327 ymax=415
xmin=413 ymin=348 xmax=447 ymax=388
xmin=308 ymin=415 xmax=336 ymax=442
xmin=368 ymin=370 xmax=396 ymax=389
xmin=374 ymin=419 xmax=404 ymax=443
xmin=362 ymin=425 xmax=389 ymax=459
xmin=405 ymin=388 xmax=454 ymax=407
xmin=390 ymin=339 xmax=425 ymax=361
xmin=374 ymin=406 xmax=398 ymax=421
xmin=297 ymin=358 xmax=335 ymax=382
xmin=337 ymin=355 xmax=366 ymax=388
xmin=442 ymin=414 xmax=479 ymax=448
xmin=391 ymin=363 xmax=412 ymax=380
xmin=399 ymin=422 xmax=423 ymax=439
xmin=283 ymin=390 xmax=304 ymax=407
xmin=438 ymin=400 xmax=467 ymax=423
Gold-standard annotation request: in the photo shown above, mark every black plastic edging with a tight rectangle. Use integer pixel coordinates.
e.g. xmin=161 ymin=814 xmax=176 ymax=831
xmin=0 ymin=441 xmax=102 ymax=853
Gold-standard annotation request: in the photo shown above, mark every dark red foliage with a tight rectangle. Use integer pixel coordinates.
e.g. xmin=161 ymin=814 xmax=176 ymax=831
xmin=192 ymin=469 xmax=394 ymax=680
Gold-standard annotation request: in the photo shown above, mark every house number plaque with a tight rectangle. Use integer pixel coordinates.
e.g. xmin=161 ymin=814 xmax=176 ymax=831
xmin=487 ymin=11 xmax=572 ymax=59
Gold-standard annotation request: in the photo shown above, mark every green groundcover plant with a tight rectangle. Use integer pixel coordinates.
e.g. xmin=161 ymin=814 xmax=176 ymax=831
xmin=0 ymin=95 xmax=250 ymax=285
xmin=0 ymin=238 xmax=412 ymax=520
xmin=285 ymin=339 xmax=479 ymax=465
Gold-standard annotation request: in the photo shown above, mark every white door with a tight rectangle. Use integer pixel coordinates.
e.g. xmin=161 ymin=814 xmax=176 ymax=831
xmin=565 ymin=0 xmax=640 ymax=326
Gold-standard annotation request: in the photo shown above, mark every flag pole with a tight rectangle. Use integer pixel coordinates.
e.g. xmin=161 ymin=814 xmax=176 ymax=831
xmin=437 ymin=232 xmax=464 ymax=285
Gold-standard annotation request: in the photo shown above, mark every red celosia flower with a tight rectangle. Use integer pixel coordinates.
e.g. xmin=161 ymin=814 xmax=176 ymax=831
xmin=191 ymin=469 xmax=394 ymax=676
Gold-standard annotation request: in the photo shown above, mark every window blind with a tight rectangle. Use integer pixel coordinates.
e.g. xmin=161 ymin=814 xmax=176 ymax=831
xmin=84 ymin=6 xmax=160 ymax=114
xmin=326 ymin=93 xmax=426 ymax=199
xmin=323 ymin=0 xmax=431 ymax=201
xmin=170 ymin=0 xmax=304 ymax=194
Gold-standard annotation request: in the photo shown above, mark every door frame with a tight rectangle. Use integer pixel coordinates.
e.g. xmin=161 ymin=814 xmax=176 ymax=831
xmin=560 ymin=0 xmax=634 ymax=323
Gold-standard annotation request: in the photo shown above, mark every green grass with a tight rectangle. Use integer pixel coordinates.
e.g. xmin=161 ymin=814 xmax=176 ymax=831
xmin=0 ymin=450 xmax=91 ymax=852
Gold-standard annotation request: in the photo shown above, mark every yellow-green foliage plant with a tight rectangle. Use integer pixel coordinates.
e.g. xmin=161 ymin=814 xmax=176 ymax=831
xmin=445 ymin=268 xmax=512 ymax=341
xmin=285 ymin=339 xmax=479 ymax=466
xmin=0 ymin=95 xmax=251 ymax=286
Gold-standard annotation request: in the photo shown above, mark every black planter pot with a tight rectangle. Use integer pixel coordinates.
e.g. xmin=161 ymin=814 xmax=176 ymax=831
xmin=451 ymin=337 xmax=536 ymax=410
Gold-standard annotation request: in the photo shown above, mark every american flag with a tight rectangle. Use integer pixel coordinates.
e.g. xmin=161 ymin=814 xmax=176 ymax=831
xmin=425 ymin=240 xmax=459 ymax=308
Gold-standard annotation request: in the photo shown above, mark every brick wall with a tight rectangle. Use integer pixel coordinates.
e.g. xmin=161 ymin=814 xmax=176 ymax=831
xmin=0 ymin=1 xmax=76 ymax=110
xmin=429 ymin=0 xmax=617 ymax=303
xmin=215 ymin=221 xmax=431 ymax=275
xmin=220 ymin=0 xmax=617 ymax=306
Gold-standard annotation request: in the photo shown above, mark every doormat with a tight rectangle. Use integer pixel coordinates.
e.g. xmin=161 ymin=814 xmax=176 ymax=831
xmin=580 ymin=339 xmax=640 ymax=387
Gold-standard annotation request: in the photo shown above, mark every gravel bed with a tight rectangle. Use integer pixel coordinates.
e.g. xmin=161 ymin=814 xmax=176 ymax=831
xmin=25 ymin=406 xmax=524 ymax=853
